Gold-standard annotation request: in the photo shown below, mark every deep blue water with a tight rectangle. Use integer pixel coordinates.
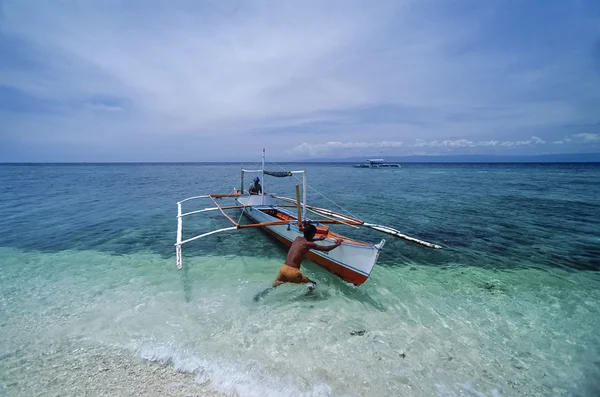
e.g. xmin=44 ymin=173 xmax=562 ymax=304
xmin=1 ymin=163 xmax=599 ymax=270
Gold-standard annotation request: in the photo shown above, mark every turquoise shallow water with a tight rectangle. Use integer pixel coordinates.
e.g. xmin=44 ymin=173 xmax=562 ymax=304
xmin=1 ymin=163 xmax=599 ymax=396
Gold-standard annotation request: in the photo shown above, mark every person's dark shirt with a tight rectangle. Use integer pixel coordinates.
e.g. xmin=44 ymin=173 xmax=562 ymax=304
xmin=249 ymin=182 xmax=262 ymax=194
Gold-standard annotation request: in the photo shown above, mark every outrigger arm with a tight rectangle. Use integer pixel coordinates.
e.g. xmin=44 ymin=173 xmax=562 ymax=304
xmin=272 ymin=195 xmax=442 ymax=249
xmin=175 ymin=197 xmax=297 ymax=270
xmin=363 ymin=223 xmax=442 ymax=249
xmin=175 ymin=190 xmax=441 ymax=270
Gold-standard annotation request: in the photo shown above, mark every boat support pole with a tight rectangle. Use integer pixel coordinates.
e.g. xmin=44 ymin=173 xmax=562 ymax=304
xmin=176 ymin=202 xmax=183 ymax=269
xmin=302 ymin=172 xmax=307 ymax=222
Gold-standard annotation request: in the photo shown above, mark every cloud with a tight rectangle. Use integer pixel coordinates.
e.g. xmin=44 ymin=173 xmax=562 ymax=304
xmin=531 ymin=136 xmax=546 ymax=144
xmin=288 ymin=141 xmax=405 ymax=157
xmin=1 ymin=0 xmax=599 ymax=161
xmin=287 ymin=136 xmax=550 ymax=157
xmin=572 ymin=133 xmax=600 ymax=142
xmin=551 ymin=133 xmax=599 ymax=146
xmin=412 ymin=137 xmax=546 ymax=148
xmin=2 ymin=1 xmax=381 ymax=132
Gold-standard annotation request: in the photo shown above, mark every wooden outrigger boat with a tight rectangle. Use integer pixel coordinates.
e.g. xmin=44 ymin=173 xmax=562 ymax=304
xmin=175 ymin=150 xmax=441 ymax=286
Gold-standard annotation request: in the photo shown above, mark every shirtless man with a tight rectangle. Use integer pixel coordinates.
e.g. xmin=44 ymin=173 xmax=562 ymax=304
xmin=273 ymin=223 xmax=342 ymax=287
xmin=254 ymin=223 xmax=342 ymax=301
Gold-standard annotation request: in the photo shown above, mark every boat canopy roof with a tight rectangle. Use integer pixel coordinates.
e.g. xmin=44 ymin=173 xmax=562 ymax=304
xmin=264 ymin=170 xmax=294 ymax=177
xmin=242 ymin=168 xmax=304 ymax=176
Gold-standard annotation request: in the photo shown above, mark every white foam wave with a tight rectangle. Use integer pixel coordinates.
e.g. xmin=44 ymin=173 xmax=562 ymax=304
xmin=140 ymin=344 xmax=334 ymax=397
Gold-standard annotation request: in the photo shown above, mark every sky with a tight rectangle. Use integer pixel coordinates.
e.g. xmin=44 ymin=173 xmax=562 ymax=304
xmin=1 ymin=0 xmax=599 ymax=162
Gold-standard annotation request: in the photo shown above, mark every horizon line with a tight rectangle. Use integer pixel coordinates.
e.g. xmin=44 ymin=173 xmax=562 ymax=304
xmin=2 ymin=152 xmax=600 ymax=165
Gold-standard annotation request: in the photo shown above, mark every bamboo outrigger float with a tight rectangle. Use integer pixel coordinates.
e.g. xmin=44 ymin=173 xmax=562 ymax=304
xmin=175 ymin=150 xmax=441 ymax=286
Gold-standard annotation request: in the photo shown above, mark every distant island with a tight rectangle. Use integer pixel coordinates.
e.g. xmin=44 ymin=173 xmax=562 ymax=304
xmin=3 ymin=153 xmax=600 ymax=164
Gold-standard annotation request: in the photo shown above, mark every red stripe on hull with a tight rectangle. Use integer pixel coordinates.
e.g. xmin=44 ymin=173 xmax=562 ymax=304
xmin=258 ymin=223 xmax=369 ymax=286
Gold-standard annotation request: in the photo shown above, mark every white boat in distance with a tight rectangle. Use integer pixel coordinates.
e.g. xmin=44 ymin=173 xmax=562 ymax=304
xmin=355 ymin=158 xmax=401 ymax=168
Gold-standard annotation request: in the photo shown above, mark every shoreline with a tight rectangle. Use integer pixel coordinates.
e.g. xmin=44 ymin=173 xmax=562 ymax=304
xmin=2 ymin=341 xmax=222 ymax=397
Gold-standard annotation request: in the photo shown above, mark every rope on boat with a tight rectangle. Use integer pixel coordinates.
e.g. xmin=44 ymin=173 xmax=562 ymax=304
xmin=304 ymin=206 xmax=361 ymax=229
xmin=237 ymin=205 xmax=245 ymax=225
xmin=269 ymin=160 xmax=361 ymax=220
xmin=267 ymin=161 xmax=442 ymax=250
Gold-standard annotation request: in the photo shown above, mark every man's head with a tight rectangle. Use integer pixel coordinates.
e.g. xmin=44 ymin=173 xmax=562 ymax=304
xmin=303 ymin=223 xmax=317 ymax=240
xmin=253 ymin=177 xmax=260 ymax=184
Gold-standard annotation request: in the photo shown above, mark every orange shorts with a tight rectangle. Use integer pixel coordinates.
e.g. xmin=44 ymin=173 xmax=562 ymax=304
xmin=273 ymin=264 xmax=311 ymax=286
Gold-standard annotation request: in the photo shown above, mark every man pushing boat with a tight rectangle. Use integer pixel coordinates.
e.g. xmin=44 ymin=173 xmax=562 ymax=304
xmin=274 ymin=223 xmax=342 ymax=286
xmin=254 ymin=223 xmax=342 ymax=301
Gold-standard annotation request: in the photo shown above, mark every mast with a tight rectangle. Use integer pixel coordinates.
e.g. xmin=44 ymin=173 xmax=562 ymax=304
xmin=240 ymin=167 xmax=244 ymax=193
xmin=302 ymin=171 xmax=307 ymax=222
xmin=261 ymin=148 xmax=265 ymax=205
xmin=296 ymin=184 xmax=302 ymax=229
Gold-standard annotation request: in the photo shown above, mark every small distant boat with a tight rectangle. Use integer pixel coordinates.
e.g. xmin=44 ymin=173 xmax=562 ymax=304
xmin=175 ymin=150 xmax=439 ymax=285
xmin=355 ymin=158 xmax=401 ymax=168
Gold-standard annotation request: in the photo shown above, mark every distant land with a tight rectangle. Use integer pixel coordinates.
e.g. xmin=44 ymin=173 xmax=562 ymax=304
xmin=300 ymin=153 xmax=600 ymax=163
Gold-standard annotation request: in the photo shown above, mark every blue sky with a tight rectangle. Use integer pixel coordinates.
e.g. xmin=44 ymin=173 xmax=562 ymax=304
xmin=1 ymin=0 xmax=599 ymax=161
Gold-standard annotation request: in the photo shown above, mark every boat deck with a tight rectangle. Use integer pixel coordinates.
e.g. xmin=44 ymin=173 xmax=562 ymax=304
xmin=257 ymin=207 xmax=371 ymax=246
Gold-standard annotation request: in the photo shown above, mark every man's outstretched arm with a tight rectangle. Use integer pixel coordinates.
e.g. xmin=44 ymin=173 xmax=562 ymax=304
xmin=310 ymin=239 xmax=342 ymax=252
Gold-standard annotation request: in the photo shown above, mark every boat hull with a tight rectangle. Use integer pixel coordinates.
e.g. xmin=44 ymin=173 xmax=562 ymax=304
xmin=237 ymin=197 xmax=384 ymax=285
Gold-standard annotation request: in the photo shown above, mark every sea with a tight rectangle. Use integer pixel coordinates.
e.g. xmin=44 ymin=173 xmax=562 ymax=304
xmin=1 ymin=162 xmax=599 ymax=397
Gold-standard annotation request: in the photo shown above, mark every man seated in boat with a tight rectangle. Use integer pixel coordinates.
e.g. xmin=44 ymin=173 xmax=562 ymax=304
xmin=248 ymin=177 xmax=262 ymax=195
xmin=273 ymin=223 xmax=342 ymax=287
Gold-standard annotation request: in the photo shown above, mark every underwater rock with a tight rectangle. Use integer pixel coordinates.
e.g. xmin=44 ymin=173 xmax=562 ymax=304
xmin=350 ymin=330 xmax=365 ymax=336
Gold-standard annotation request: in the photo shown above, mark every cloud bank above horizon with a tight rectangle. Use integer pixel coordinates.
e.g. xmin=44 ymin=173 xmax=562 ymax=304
xmin=1 ymin=0 xmax=599 ymax=161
